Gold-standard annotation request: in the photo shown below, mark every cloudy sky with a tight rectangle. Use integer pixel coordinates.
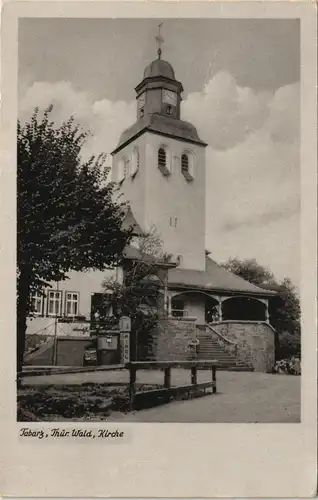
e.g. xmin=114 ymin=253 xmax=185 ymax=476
xmin=18 ymin=18 xmax=300 ymax=286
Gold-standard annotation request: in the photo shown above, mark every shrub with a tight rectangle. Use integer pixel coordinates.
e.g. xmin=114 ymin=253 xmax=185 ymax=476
xmin=276 ymin=330 xmax=301 ymax=360
xmin=272 ymin=356 xmax=301 ymax=375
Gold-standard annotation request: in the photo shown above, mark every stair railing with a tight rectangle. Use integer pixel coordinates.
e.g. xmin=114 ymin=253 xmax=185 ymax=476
xmin=205 ymin=322 xmax=238 ymax=357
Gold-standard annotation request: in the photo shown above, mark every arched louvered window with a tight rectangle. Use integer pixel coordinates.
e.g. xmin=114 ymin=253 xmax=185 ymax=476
xmin=158 ymin=148 xmax=166 ymax=168
xmin=158 ymin=146 xmax=171 ymax=176
xmin=181 ymin=153 xmax=189 ymax=173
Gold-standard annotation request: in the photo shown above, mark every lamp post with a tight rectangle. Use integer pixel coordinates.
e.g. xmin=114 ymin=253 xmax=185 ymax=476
xmin=94 ymin=310 xmax=100 ymax=335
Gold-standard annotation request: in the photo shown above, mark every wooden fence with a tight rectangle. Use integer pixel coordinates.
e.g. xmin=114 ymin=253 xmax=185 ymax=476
xmin=125 ymin=360 xmax=218 ymax=410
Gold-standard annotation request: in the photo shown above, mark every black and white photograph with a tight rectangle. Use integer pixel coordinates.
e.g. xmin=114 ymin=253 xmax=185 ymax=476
xmin=1 ymin=1 xmax=317 ymax=497
xmin=16 ymin=16 xmax=303 ymax=424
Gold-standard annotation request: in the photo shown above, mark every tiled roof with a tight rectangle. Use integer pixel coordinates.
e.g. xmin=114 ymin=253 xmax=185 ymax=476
xmin=123 ymin=244 xmax=143 ymax=261
xmin=112 ymin=113 xmax=207 ymax=154
xmin=121 ymin=207 xmax=143 ymax=236
xmin=122 ymin=244 xmax=178 ymax=269
xmin=168 ymin=256 xmax=276 ymax=296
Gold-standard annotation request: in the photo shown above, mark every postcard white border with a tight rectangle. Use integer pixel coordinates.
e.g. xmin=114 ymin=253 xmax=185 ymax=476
xmin=0 ymin=1 xmax=317 ymax=497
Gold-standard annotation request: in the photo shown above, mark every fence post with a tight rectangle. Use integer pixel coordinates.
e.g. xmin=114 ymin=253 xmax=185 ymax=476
xmin=129 ymin=364 xmax=137 ymax=410
xmin=212 ymin=365 xmax=217 ymax=394
xmin=164 ymin=367 xmax=171 ymax=389
xmin=191 ymin=366 xmax=197 ymax=385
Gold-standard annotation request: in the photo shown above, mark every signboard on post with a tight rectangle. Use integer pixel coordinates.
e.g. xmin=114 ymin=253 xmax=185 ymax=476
xmin=119 ymin=316 xmax=131 ymax=332
xmin=119 ymin=316 xmax=131 ymax=364
xmin=120 ymin=332 xmax=130 ymax=364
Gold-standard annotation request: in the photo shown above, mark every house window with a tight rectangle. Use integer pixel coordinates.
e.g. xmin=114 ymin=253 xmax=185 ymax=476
xmin=31 ymin=292 xmax=44 ymax=315
xmin=158 ymin=146 xmax=171 ymax=175
xmin=65 ymin=292 xmax=79 ymax=317
xmin=47 ymin=290 xmax=62 ymax=316
xmin=181 ymin=151 xmax=195 ymax=181
xmin=171 ymin=297 xmax=185 ymax=318
xmin=169 ymin=217 xmax=178 ymax=228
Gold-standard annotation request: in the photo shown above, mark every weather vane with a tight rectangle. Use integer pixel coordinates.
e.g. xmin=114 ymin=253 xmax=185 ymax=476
xmin=155 ymin=22 xmax=164 ymax=59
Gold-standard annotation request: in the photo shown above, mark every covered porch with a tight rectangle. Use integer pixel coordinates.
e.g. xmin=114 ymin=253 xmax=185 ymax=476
xmin=166 ymin=289 xmax=270 ymax=326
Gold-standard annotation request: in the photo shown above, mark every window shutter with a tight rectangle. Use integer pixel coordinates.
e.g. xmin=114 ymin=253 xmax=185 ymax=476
xmin=188 ymin=155 xmax=195 ymax=178
xmin=181 ymin=152 xmax=195 ymax=181
xmin=117 ymin=159 xmax=125 ymax=183
xmin=130 ymin=148 xmax=139 ymax=177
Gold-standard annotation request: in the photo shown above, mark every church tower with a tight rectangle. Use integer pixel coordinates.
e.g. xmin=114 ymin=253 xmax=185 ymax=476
xmin=111 ymin=28 xmax=207 ymax=271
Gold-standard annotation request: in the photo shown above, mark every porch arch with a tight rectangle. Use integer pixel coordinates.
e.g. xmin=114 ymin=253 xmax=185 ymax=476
xmin=169 ymin=290 xmax=219 ymax=322
xmin=221 ymin=296 xmax=267 ymax=321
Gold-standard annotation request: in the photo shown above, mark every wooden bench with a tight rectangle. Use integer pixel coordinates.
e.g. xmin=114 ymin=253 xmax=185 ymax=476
xmin=125 ymin=360 xmax=218 ymax=410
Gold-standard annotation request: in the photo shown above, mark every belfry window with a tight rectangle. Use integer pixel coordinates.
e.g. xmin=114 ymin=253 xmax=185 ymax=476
xmin=158 ymin=146 xmax=171 ymax=176
xmin=158 ymin=148 xmax=166 ymax=167
xmin=181 ymin=154 xmax=189 ymax=172
xmin=181 ymin=151 xmax=195 ymax=181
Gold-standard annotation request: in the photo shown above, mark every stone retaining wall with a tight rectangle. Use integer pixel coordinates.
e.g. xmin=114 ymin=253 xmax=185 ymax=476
xmin=151 ymin=318 xmax=197 ymax=361
xmin=211 ymin=321 xmax=275 ymax=372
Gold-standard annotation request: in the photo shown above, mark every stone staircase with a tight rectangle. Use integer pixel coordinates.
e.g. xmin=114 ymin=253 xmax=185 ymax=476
xmin=196 ymin=328 xmax=254 ymax=371
xmin=24 ymin=337 xmax=54 ymax=366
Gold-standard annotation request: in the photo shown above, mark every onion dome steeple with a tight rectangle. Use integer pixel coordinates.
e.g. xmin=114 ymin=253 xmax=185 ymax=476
xmin=111 ymin=23 xmax=207 ymax=155
xmin=143 ymin=23 xmax=176 ymax=81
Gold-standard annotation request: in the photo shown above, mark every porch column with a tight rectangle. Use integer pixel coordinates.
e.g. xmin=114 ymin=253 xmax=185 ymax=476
xmin=218 ymin=299 xmax=223 ymax=322
xmin=265 ymin=299 xmax=270 ymax=323
xmin=116 ymin=266 xmax=124 ymax=285
xmin=166 ymin=295 xmax=172 ymax=317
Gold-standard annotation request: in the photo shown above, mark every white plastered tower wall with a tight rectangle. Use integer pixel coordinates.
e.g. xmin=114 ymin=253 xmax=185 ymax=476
xmin=112 ymin=131 xmax=206 ymax=271
xmin=112 ymin=134 xmax=147 ymax=230
xmin=144 ymin=132 xmax=206 ymax=271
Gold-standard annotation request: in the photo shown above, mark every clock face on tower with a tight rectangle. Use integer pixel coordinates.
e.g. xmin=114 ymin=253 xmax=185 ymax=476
xmin=163 ymin=89 xmax=177 ymax=106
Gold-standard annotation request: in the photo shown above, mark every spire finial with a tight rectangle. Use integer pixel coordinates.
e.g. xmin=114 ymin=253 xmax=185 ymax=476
xmin=155 ymin=22 xmax=164 ymax=59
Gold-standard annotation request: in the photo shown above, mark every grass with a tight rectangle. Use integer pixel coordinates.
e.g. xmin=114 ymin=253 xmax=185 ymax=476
xmin=17 ymin=382 xmax=167 ymax=421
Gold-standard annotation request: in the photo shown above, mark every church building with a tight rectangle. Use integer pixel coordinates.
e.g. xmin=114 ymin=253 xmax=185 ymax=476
xmin=25 ymin=37 xmax=276 ymax=372
xmin=111 ymin=44 xmax=275 ymax=327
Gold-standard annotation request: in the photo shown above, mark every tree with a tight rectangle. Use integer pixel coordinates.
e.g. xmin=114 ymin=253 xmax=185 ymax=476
xmin=222 ymin=258 xmax=275 ymax=285
xmin=221 ymin=258 xmax=301 ymax=359
xmin=101 ymin=227 xmax=172 ymax=361
xmin=267 ymin=278 xmax=301 ymax=359
xmin=17 ymin=106 xmax=132 ymax=380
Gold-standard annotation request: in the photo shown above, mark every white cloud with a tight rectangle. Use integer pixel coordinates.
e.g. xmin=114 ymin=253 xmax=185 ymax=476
xmin=19 ymin=81 xmax=136 ymax=163
xmin=183 ymin=71 xmax=272 ymax=150
xmin=19 ymin=72 xmax=300 ymax=284
xmin=182 ymin=73 xmax=300 ymax=284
